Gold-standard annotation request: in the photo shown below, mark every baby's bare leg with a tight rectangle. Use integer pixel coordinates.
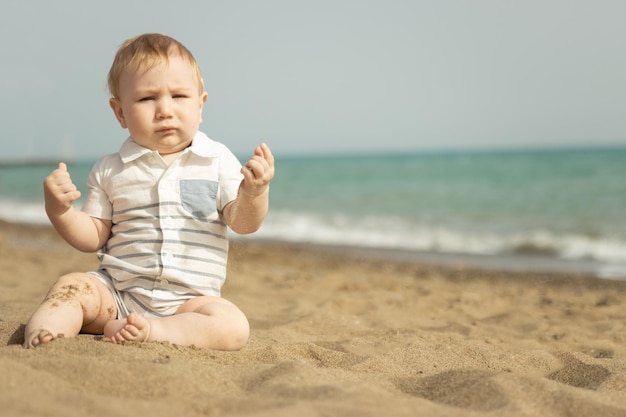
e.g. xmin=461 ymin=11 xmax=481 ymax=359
xmin=103 ymin=296 xmax=249 ymax=350
xmin=23 ymin=273 xmax=117 ymax=348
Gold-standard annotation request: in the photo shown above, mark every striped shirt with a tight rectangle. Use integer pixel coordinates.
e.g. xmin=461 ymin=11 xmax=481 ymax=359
xmin=82 ymin=132 xmax=243 ymax=317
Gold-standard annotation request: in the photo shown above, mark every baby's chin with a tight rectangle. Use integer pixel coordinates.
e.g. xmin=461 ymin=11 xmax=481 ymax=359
xmin=135 ymin=137 xmax=194 ymax=155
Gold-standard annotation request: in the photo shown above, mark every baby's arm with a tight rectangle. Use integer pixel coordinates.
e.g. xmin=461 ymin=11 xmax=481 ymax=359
xmin=44 ymin=163 xmax=111 ymax=252
xmin=223 ymin=143 xmax=275 ymax=234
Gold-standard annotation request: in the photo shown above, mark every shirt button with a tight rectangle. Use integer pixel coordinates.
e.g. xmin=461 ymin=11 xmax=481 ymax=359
xmin=159 ymin=278 xmax=169 ymax=287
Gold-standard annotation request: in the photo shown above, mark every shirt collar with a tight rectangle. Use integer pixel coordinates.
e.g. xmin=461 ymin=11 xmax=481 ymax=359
xmin=119 ymin=131 xmax=221 ymax=163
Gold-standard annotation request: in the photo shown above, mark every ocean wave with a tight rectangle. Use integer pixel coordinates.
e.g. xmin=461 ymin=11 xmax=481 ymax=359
xmin=252 ymin=210 xmax=626 ymax=265
xmin=3 ymin=202 xmax=626 ymax=267
xmin=0 ymin=199 xmax=49 ymax=225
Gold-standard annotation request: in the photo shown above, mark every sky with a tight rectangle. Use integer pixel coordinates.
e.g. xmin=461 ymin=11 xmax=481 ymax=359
xmin=1 ymin=0 xmax=625 ymax=161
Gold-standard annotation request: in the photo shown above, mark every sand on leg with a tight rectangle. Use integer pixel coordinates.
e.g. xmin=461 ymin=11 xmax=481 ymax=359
xmin=23 ymin=273 xmax=117 ymax=348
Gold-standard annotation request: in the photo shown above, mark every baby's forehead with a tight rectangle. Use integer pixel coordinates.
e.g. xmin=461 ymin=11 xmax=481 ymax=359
xmin=132 ymin=52 xmax=186 ymax=72
xmin=114 ymin=49 xmax=204 ymax=94
xmin=122 ymin=54 xmax=198 ymax=83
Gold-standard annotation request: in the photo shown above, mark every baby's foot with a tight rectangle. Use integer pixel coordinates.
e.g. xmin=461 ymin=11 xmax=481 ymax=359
xmin=23 ymin=329 xmax=56 ymax=348
xmin=104 ymin=313 xmax=151 ymax=343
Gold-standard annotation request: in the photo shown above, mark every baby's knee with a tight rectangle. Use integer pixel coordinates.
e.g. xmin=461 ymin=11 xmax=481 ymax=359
xmin=55 ymin=272 xmax=91 ymax=284
xmin=47 ymin=273 xmax=96 ymax=297
xmin=216 ymin=307 xmax=250 ymax=351
xmin=228 ymin=315 xmax=250 ymax=350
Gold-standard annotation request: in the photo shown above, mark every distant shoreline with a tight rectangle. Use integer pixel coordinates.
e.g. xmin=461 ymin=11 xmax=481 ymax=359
xmin=0 ymin=159 xmax=65 ymax=168
xmin=235 ymin=237 xmax=626 ymax=281
xmin=2 ymin=143 xmax=626 ymax=165
xmin=2 ymin=218 xmax=624 ymax=283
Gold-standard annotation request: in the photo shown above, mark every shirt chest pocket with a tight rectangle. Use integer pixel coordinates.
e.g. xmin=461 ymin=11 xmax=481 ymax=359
xmin=180 ymin=180 xmax=218 ymax=217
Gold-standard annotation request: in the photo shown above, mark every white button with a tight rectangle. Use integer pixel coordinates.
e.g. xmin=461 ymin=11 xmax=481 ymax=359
xmin=159 ymin=279 xmax=169 ymax=287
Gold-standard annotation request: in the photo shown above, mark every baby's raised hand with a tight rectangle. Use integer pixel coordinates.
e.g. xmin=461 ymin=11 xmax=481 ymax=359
xmin=43 ymin=162 xmax=82 ymax=217
xmin=240 ymin=143 xmax=275 ymax=196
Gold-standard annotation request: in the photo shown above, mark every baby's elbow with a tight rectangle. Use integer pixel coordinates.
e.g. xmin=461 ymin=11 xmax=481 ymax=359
xmin=74 ymin=243 xmax=103 ymax=253
xmin=66 ymin=238 xmax=100 ymax=253
xmin=226 ymin=216 xmax=262 ymax=235
xmin=231 ymin=224 xmax=261 ymax=235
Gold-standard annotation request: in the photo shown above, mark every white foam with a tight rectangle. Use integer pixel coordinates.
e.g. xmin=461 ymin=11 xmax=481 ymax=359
xmin=0 ymin=198 xmax=48 ymax=225
xmin=4 ymin=202 xmax=626 ymax=274
xmin=251 ymin=210 xmax=626 ymax=265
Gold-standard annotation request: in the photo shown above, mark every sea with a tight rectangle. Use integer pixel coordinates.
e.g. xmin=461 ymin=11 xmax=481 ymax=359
xmin=1 ymin=146 xmax=625 ymax=279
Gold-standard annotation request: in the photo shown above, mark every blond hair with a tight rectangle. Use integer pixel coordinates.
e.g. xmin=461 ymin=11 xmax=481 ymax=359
xmin=107 ymin=33 xmax=204 ymax=99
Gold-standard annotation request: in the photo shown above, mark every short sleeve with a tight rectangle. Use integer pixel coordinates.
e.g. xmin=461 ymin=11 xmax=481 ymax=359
xmin=81 ymin=157 xmax=114 ymax=220
xmin=217 ymin=146 xmax=244 ymax=211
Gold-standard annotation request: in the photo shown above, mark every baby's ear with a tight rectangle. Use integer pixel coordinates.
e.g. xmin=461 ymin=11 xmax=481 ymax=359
xmin=199 ymin=92 xmax=208 ymax=123
xmin=109 ymin=98 xmax=127 ymax=129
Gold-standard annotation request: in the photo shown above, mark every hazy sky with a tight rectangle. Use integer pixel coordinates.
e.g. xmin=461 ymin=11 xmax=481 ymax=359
xmin=1 ymin=0 xmax=625 ymax=160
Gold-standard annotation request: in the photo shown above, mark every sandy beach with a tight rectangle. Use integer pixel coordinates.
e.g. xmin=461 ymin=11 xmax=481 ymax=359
xmin=1 ymin=220 xmax=626 ymax=417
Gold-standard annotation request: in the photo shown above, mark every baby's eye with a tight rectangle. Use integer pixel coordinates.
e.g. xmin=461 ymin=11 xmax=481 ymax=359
xmin=172 ymin=94 xmax=187 ymax=99
xmin=139 ymin=96 xmax=156 ymax=102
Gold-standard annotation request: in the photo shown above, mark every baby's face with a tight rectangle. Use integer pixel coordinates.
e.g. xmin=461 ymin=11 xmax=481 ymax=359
xmin=110 ymin=54 xmax=208 ymax=155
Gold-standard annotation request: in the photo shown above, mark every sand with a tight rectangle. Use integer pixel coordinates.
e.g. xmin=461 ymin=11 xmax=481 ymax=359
xmin=1 ymin=220 xmax=626 ymax=417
